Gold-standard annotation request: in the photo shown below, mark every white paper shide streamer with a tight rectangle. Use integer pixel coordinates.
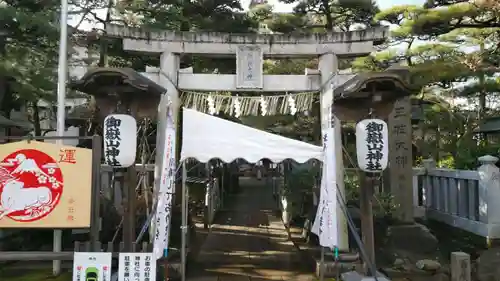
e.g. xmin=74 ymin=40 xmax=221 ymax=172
xmin=206 ymin=94 xmax=216 ymax=115
xmin=153 ymin=112 xmax=177 ymax=260
xmin=234 ymin=96 xmax=241 ymax=118
xmin=312 ymin=127 xmax=338 ymax=249
xmin=287 ymin=95 xmax=297 ymax=115
xmin=260 ymin=95 xmax=268 ymax=116
xmin=181 ymin=91 xmax=315 ymax=117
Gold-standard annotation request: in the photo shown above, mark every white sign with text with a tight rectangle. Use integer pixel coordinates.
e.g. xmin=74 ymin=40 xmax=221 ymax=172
xmin=118 ymin=253 xmax=156 ymax=281
xmin=72 ymin=252 xmax=112 ymax=281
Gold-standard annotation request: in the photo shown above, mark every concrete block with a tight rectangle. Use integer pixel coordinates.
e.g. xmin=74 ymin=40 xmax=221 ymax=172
xmin=451 ymin=252 xmax=470 ymax=281
xmin=341 ymin=270 xmax=391 ymax=281
xmin=315 ymin=261 xmax=362 ymax=278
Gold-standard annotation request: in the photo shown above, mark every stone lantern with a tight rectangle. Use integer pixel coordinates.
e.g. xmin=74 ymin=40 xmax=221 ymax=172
xmin=331 ymin=66 xmax=421 ymax=274
xmin=70 ymin=67 xmax=166 ymax=252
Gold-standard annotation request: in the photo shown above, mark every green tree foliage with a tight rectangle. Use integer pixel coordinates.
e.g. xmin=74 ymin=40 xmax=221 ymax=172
xmin=0 ymin=0 xmax=60 ymax=102
xmin=248 ymin=4 xmax=311 ymax=33
xmin=354 ymin=2 xmax=500 ymax=95
xmin=117 ymin=0 xmax=256 ymax=32
xmin=279 ymin=0 xmax=380 ymax=31
xmin=352 ymin=0 xmax=500 ymax=168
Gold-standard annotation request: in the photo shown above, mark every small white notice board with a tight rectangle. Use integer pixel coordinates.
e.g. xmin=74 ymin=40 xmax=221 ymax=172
xmin=118 ymin=253 xmax=157 ymax=281
xmin=72 ymin=252 xmax=112 ymax=281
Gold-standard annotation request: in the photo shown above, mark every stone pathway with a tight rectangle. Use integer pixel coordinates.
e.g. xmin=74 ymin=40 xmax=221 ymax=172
xmin=188 ymin=178 xmax=315 ymax=281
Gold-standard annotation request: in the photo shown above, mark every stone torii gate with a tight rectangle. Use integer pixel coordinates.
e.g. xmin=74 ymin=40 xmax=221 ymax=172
xmin=106 ymin=24 xmax=389 ymax=268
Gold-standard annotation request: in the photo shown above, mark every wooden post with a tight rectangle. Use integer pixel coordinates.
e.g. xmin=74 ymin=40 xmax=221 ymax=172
xmin=360 ymin=172 xmax=376 ymax=275
xmin=388 ymin=96 xmax=414 ymax=223
xmin=451 ymin=252 xmax=471 ymax=281
xmin=90 ymin=135 xmax=102 ymax=252
xmin=123 ymin=167 xmax=137 ymax=252
xmin=122 ymin=101 xmax=139 ymax=252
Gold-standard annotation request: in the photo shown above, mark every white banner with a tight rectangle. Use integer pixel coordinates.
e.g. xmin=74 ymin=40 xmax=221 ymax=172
xmin=153 ymin=112 xmax=177 ymax=260
xmin=312 ymin=127 xmax=338 ymax=249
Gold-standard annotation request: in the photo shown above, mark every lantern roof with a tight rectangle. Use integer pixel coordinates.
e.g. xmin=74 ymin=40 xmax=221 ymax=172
xmin=69 ymin=68 xmax=167 ymax=119
xmin=331 ymin=66 xmax=423 ymax=120
xmin=70 ymin=67 xmax=166 ymax=99
xmin=333 ymin=66 xmax=418 ymax=102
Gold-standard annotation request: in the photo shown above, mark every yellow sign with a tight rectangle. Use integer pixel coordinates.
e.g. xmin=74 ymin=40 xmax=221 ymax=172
xmin=0 ymin=141 xmax=92 ymax=228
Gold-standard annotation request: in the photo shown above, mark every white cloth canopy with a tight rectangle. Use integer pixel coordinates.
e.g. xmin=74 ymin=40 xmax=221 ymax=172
xmin=180 ymin=108 xmax=323 ymax=163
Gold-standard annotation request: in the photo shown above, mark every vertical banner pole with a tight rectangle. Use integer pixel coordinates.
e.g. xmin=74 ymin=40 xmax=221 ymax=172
xmin=54 ymin=0 xmax=69 ymax=275
xmin=181 ymin=161 xmax=187 ymax=281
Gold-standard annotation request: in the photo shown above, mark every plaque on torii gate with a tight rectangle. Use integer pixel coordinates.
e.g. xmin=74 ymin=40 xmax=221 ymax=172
xmin=236 ymin=45 xmax=264 ymax=89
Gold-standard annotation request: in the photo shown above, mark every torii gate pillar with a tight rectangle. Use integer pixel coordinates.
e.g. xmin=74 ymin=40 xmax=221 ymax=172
xmin=151 ymin=52 xmax=181 ymax=279
xmin=155 ymin=52 xmax=180 ymax=165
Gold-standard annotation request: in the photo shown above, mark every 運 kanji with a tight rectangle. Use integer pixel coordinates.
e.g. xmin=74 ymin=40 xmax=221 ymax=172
xmin=59 ymin=148 xmax=77 ymax=164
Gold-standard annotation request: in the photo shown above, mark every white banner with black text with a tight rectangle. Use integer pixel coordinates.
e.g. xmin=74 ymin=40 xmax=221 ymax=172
xmin=311 ymin=127 xmax=338 ymax=249
xmin=153 ymin=112 xmax=177 ymax=260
